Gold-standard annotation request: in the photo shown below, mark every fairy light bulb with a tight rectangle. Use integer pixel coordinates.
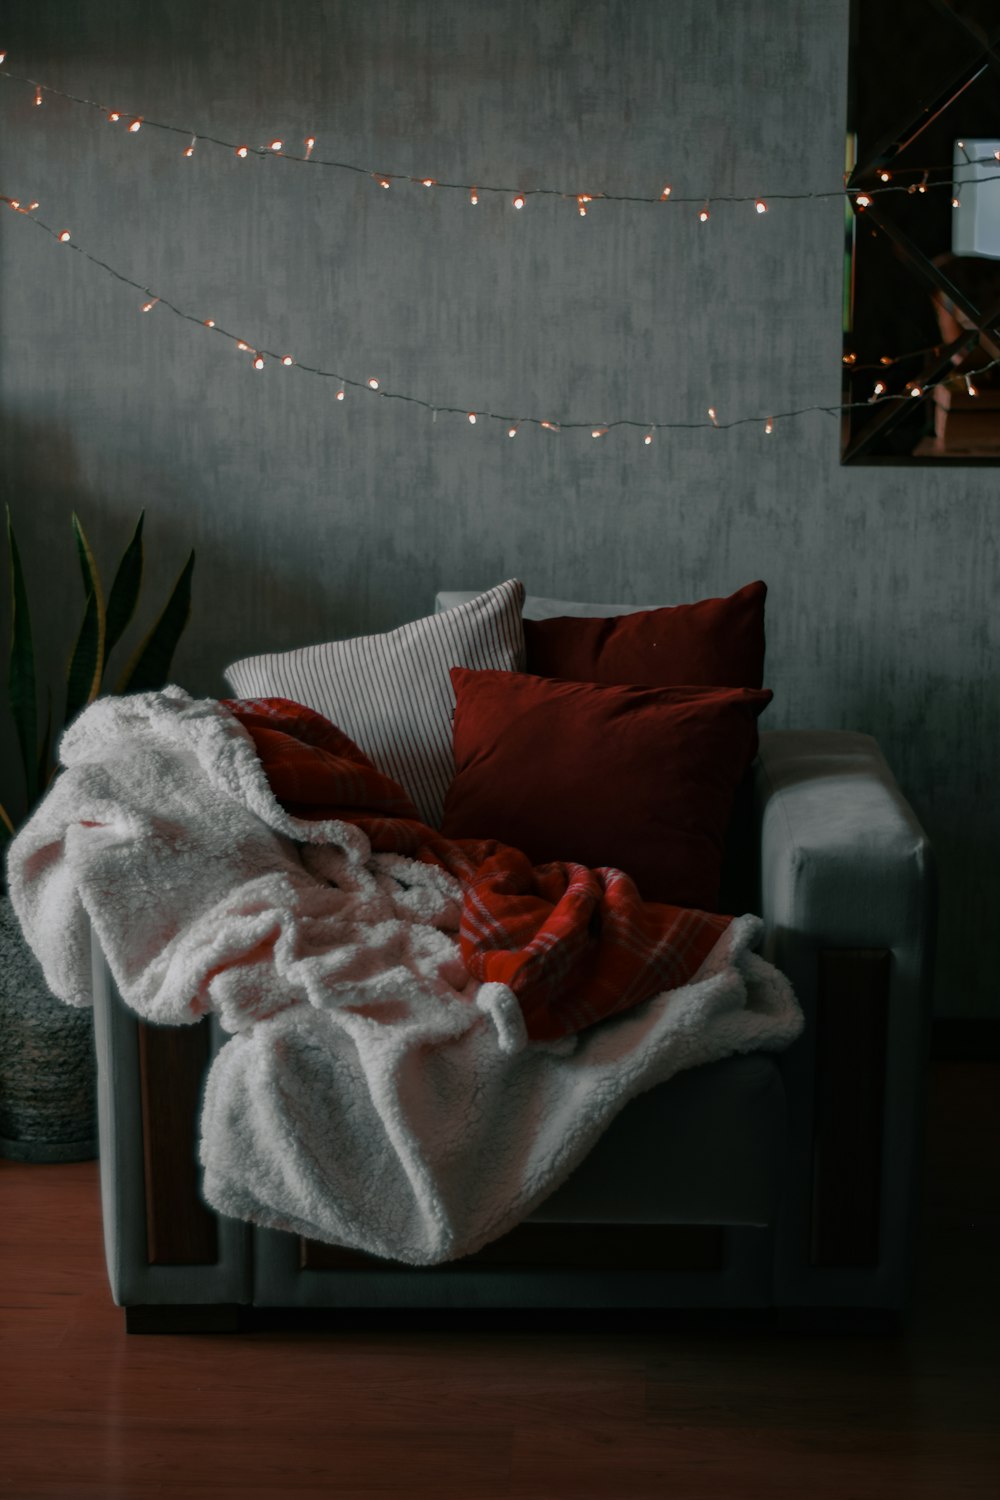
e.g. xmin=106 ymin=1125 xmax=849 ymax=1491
xmin=0 ymin=51 xmax=6 ymax=64
xmin=755 ymin=198 xmax=767 ymax=214
xmin=952 ymin=196 xmax=960 ymax=209
xmin=908 ymin=382 xmax=923 ymax=397
xmin=591 ymin=426 xmax=608 ymax=438
xmin=336 ymin=388 xmax=345 ymax=401
xmin=842 ymin=352 xmax=857 ymax=365
xmin=577 ymin=196 xmax=588 ymax=217
xmin=8 ymin=199 xmax=18 ymax=210
xmin=304 ymin=136 xmax=315 ymax=159
xmin=540 ymin=420 xmax=559 ymax=431
xmin=643 ymin=430 xmax=654 ymax=445
xmin=236 ymin=145 xmax=249 ymax=159
xmin=659 ymin=184 xmax=671 ymax=201
xmin=26 ymin=201 xmax=38 ymax=212
xmin=764 ymin=417 xmax=774 ymax=435
xmin=183 ymin=136 xmax=196 ymax=157
xmin=878 ymin=170 xmax=891 ymax=182
xmin=512 ymin=193 xmax=525 ymax=210
xmin=374 ymin=174 xmax=391 ymax=189
xmin=421 ymin=178 xmax=435 ymax=188
xmin=140 ymin=298 xmax=158 ymax=312
xmin=507 ymin=424 xmax=519 ymax=438
xmin=269 ymin=139 xmax=283 ymax=152
xmin=699 ymin=202 xmax=710 ymax=223
xmin=469 ymin=187 xmax=478 ymax=205
xmin=708 ymin=406 xmax=719 ymax=426
xmin=107 ymin=110 xmax=120 ymax=123
xmin=965 ymin=375 xmax=979 ymax=396
xmin=856 ymin=193 xmax=871 ymax=209
xmin=236 ymin=340 xmax=250 ymax=352
xmin=873 ymin=380 xmax=886 ymax=397
xmin=281 ymin=355 xmax=294 ymax=367
xmin=34 ymin=87 xmax=43 ymax=106
xmin=880 ymin=355 xmax=893 ymax=366
xmin=128 ymin=118 xmax=142 ymax=133
xmin=467 ymin=412 xmax=477 ymax=424
xmin=368 ymin=377 xmax=380 ymax=390
xmin=58 ymin=229 xmax=70 ymax=242
xmin=253 ymin=354 xmax=265 ymax=371
xmin=203 ymin=318 xmax=215 ymax=328
xmin=994 ymin=150 xmax=1000 ymax=162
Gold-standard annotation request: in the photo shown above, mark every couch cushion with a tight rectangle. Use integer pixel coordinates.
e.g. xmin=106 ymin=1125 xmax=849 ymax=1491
xmin=436 ymin=589 xmax=665 ymax=620
xmin=530 ymin=1054 xmax=787 ymax=1226
xmin=225 ymin=579 xmax=525 ymax=827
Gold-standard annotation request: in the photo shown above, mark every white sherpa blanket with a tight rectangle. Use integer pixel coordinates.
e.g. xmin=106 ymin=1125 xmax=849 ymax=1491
xmin=7 ymin=688 xmax=803 ymax=1264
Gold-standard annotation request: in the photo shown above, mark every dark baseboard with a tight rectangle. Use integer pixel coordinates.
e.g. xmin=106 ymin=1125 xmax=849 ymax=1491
xmin=931 ymin=1019 xmax=1000 ymax=1061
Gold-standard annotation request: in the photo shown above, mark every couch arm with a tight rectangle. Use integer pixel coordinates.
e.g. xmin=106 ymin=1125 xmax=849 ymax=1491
xmin=755 ymin=730 xmax=935 ymax=955
xmin=752 ymin=730 xmax=936 ymax=1311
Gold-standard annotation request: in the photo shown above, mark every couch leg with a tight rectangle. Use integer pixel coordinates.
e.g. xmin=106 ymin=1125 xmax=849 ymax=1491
xmin=125 ymin=1303 xmax=243 ymax=1334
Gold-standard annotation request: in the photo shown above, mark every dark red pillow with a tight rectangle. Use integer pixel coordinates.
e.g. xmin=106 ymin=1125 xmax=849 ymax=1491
xmin=442 ymin=668 xmax=772 ymax=911
xmin=523 ymin=581 xmax=766 ymax=688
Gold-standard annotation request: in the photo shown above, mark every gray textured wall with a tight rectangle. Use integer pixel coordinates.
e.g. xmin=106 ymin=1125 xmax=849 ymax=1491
xmin=0 ymin=1 xmax=995 ymax=1017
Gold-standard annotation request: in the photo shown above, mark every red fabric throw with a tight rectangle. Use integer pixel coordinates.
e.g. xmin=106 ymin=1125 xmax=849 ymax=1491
xmin=523 ymin=581 xmax=767 ymax=688
xmin=226 ymin=697 xmax=730 ymax=1042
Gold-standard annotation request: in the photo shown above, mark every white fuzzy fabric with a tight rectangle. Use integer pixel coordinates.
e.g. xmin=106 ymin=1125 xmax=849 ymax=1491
xmin=7 ymin=688 xmax=804 ymax=1265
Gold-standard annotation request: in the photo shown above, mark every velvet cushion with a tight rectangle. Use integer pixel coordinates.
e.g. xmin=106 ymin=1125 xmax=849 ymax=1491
xmin=441 ymin=668 xmax=772 ymax=911
xmin=522 ymin=580 xmax=766 ymax=688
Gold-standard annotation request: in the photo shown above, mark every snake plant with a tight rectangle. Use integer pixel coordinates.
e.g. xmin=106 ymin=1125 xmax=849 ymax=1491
xmin=2 ymin=509 xmax=195 ymax=839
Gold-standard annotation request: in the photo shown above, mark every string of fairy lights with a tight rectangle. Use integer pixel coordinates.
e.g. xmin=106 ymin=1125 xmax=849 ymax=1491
xmin=4 ymin=60 xmax=1000 ymax=212
xmin=2 ymin=53 xmax=998 ymax=439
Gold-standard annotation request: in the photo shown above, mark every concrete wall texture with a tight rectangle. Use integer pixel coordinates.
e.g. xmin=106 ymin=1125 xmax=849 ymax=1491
xmin=0 ymin=2 xmax=995 ymax=1017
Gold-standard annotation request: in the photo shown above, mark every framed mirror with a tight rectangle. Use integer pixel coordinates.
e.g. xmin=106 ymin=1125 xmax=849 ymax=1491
xmin=843 ymin=0 xmax=1000 ymax=463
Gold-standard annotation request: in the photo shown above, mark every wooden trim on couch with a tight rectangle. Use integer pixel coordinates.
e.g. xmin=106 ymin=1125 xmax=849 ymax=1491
xmin=137 ymin=1019 xmax=218 ymax=1265
xmin=809 ymin=949 xmax=890 ymax=1268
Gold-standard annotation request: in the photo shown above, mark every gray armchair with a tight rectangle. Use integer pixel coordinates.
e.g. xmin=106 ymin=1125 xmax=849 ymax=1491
xmin=90 ymin=601 xmax=935 ymax=1331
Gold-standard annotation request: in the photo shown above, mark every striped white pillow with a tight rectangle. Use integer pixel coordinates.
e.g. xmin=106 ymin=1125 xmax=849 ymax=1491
xmin=225 ymin=578 xmax=525 ymax=827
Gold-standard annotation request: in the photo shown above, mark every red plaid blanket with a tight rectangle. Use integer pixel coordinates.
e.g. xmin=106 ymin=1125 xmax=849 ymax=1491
xmin=227 ymin=697 xmax=731 ymax=1041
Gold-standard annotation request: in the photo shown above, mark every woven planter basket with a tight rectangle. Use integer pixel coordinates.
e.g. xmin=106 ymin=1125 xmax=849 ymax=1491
xmin=0 ymin=895 xmax=97 ymax=1162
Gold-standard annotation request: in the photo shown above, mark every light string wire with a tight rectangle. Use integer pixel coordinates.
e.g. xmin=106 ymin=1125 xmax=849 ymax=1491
xmin=4 ymin=195 xmax=995 ymax=437
xmin=3 ymin=63 xmax=1000 ymax=207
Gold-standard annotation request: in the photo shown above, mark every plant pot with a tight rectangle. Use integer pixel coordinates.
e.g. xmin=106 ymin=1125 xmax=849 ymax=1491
xmin=0 ymin=895 xmax=97 ymax=1162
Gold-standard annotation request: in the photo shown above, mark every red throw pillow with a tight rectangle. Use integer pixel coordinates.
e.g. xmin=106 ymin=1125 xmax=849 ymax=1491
xmin=523 ymin=581 xmax=766 ymax=688
xmin=442 ymin=668 xmax=772 ymax=911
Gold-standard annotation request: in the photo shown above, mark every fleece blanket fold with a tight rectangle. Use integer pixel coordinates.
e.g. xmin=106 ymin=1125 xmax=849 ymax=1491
xmin=7 ymin=688 xmax=803 ymax=1265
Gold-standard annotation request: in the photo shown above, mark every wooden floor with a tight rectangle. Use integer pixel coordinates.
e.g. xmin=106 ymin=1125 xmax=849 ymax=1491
xmin=1 ymin=1062 xmax=998 ymax=1499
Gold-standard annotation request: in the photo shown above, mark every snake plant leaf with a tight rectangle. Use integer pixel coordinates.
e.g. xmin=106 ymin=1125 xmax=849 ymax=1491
xmin=6 ymin=509 xmax=39 ymax=811
xmin=65 ymin=515 xmax=107 ymax=725
xmin=104 ymin=511 xmax=145 ymax=665
xmin=118 ymin=550 xmax=195 ymax=694
xmin=37 ymin=695 xmax=53 ymax=796
xmin=65 ymin=591 xmax=102 ymax=726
